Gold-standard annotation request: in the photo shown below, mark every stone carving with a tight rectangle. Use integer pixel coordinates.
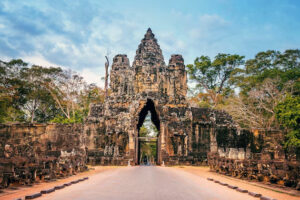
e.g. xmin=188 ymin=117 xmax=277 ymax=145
xmin=85 ymin=28 xmax=237 ymax=166
xmin=0 ymin=28 xmax=298 ymax=190
xmin=0 ymin=123 xmax=86 ymax=188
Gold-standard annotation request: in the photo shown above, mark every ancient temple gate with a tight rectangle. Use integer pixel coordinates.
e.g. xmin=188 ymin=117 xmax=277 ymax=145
xmin=85 ymin=28 xmax=236 ymax=165
xmin=0 ymin=29 xmax=297 ymax=188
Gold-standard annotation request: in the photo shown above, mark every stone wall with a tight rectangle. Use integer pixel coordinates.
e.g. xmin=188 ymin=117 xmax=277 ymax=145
xmin=0 ymin=123 xmax=86 ymax=188
xmin=1 ymin=28 xmax=298 ymax=190
xmin=208 ymin=129 xmax=300 ymax=189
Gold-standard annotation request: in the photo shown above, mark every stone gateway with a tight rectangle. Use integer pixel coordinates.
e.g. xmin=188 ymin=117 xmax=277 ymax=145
xmin=85 ymin=28 xmax=236 ymax=165
xmin=1 ymin=29 xmax=299 ymax=189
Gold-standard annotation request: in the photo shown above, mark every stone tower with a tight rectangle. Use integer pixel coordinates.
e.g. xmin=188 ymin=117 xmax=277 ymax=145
xmin=85 ymin=28 xmax=236 ymax=165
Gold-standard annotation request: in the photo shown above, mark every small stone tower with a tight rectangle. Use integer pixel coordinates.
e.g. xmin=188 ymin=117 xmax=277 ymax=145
xmin=110 ymin=54 xmax=134 ymax=96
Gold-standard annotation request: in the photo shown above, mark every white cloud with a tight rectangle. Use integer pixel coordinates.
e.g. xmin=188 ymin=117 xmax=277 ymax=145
xmin=80 ymin=68 xmax=104 ymax=87
xmin=22 ymin=54 xmax=105 ymax=87
xmin=22 ymin=54 xmax=64 ymax=68
xmin=103 ymin=25 xmax=123 ymax=43
xmin=189 ymin=14 xmax=230 ymax=40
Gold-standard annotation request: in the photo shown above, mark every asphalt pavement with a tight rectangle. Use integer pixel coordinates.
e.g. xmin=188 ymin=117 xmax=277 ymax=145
xmin=40 ymin=166 xmax=256 ymax=200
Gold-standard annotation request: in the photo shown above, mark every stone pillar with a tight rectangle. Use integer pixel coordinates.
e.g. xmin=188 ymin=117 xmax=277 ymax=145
xmin=157 ymin=134 xmax=161 ymax=165
xmin=135 ymin=132 xmax=139 ymax=165
xmin=210 ymin=127 xmax=218 ymax=153
xmin=188 ymin=129 xmax=192 ymax=152
xmin=128 ymin=129 xmax=135 ymax=164
xmin=195 ymin=124 xmax=199 ymax=143
xmin=184 ymin=135 xmax=188 ymax=156
xmin=160 ymin=121 xmax=166 ymax=150
xmin=157 ymin=121 xmax=166 ymax=164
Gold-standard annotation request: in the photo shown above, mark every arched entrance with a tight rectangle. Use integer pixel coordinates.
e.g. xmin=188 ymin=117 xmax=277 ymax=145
xmin=135 ymin=99 xmax=161 ymax=165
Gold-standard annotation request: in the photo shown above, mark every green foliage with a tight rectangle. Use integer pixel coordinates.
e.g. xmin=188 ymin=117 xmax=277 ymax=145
xmin=187 ymin=54 xmax=245 ymax=92
xmin=276 ymin=95 xmax=300 ymax=148
xmin=139 ymin=125 xmax=150 ymax=137
xmin=0 ymin=58 xmax=105 ymax=124
xmin=51 ymin=110 xmax=85 ymax=124
xmin=0 ymin=59 xmax=28 ymax=122
xmin=187 ymin=53 xmax=244 ymax=107
xmin=236 ymin=49 xmax=300 ymax=95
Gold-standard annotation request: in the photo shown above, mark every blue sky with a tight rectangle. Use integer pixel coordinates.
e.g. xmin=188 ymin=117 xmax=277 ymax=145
xmin=0 ymin=0 xmax=299 ymax=86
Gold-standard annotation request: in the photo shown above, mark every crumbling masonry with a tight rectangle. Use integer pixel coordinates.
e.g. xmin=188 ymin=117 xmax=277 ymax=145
xmin=0 ymin=123 xmax=86 ymax=188
xmin=0 ymin=29 xmax=299 ymax=189
xmin=84 ymin=28 xmax=246 ymax=165
xmin=84 ymin=29 xmax=300 ymax=188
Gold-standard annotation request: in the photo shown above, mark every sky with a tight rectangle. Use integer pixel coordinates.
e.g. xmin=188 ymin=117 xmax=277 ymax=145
xmin=0 ymin=0 xmax=299 ymax=87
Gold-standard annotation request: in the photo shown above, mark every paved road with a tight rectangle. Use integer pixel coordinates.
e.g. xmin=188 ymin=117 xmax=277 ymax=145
xmin=40 ymin=166 xmax=256 ymax=200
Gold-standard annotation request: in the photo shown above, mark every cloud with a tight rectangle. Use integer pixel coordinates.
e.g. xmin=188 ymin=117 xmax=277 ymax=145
xmin=80 ymin=68 xmax=104 ymax=87
xmin=189 ymin=14 xmax=231 ymax=40
xmin=159 ymin=32 xmax=187 ymax=62
xmin=0 ymin=0 xmax=145 ymax=86
xmin=1 ymin=0 xmax=299 ymax=87
xmin=22 ymin=54 xmax=62 ymax=68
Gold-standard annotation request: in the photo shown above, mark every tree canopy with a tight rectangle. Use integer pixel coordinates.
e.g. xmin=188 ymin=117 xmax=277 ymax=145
xmin=187 ymin=49 xmax=300 ymax=150
xmin=0 ymin=59 xmax=104 ymax=123
xmin=187 ymin=53 xmax=244 ymax=107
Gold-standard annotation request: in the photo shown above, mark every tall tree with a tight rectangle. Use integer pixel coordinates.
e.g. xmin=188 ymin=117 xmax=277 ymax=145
xmin=223 ymin=78 xmax=292 ymax=129
xmin=223 ymin=49 xmax=300 ymax=129
xmin=46 ymin=70 xmax=85 ymax=121
xmin=187 ymin=53 xmax=244 ymax=107
xmin=0 ymin=59 xmax=28 ymax=122
xmin=104 ymin=56 xmax=109 ymax=98
xmin=20 ymin=65 xmax=62 ymax=123
xmin=235 ymin=49 xmax=300 ymax=95
xmin=276 ymin=95 xmax=300 ymax=151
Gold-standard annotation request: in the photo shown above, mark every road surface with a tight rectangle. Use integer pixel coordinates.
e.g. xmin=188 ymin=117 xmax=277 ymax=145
xmin=40 ymin=166 xmax=256 ymax=200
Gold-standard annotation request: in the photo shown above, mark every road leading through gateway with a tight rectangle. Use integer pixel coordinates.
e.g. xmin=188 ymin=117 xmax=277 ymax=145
xmin=40 ymin=166 xmax=256 ymax=200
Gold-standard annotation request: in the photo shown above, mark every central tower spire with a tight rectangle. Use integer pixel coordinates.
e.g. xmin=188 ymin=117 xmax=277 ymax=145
xmin=133 ymin=28 xmax=165 ymax=67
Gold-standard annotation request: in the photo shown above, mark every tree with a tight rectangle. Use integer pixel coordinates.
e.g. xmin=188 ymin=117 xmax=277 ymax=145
xmin=187 ymin=53 xmax=244 ymax=107
xmin=78 ymin=83 xmax=105 ymax=119
xmin=275 ymin=95 xmax=300 ymax=149
xmin=223 ymin=78 xmax=292 ymax=129
xmin=236 ymin=49 xmax=300 ymax=95
xmin=222 ymin=49 xmax=300 ymax=129
xmin=47 ymin=70 xmax=105 ymax=123
xmin=0 ymin=59 xmax=28 ymax=122
xmin=105 ymin=56 xmax=109 ymax=98
xmin=0 ymin=58 xmax=105 ymax=124
xmin=20 ymin=65 xmax=62 ymax=123
xmin=46 ymin=70 xmax=85 ymax=123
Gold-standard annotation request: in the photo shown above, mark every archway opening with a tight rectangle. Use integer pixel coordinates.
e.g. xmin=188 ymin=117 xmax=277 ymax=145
xmin=137 ymin=99 xmax=160 ymax=165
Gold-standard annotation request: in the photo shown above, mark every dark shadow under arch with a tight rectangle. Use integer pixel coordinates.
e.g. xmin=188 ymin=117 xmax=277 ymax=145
xmin=137 ymin=99 xmax=160 ymax=133
xmin=136 ymin=99 xmax=160 ymax=165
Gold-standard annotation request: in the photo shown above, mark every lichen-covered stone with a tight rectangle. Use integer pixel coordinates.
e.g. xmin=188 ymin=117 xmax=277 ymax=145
xmin=1 ymin=28 xmax=298 ymax=190
xmin=85 ymin=28 xmax=236 ymax=166
xmin=0 ymin=123 xmax=86 ymax=188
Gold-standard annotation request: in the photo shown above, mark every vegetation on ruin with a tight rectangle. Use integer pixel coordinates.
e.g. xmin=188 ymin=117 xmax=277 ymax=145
xmin=187 ymin=49 xmax=300 ymax=149
xmin=0 ymin=48 xmax=299 ymax=149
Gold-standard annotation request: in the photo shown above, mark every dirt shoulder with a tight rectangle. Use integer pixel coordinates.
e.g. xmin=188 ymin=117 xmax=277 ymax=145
xmin=173 ymin=166 xmax=300 ymax=200
xmin=0 ymin=166 xmax=122 ymax=200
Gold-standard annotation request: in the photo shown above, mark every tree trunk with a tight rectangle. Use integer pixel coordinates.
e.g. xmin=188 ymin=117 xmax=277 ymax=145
xmin=105 ymin=56 xmax=109 ymax=99
xmin=31 ymin=99 xmax=36 ymax=123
